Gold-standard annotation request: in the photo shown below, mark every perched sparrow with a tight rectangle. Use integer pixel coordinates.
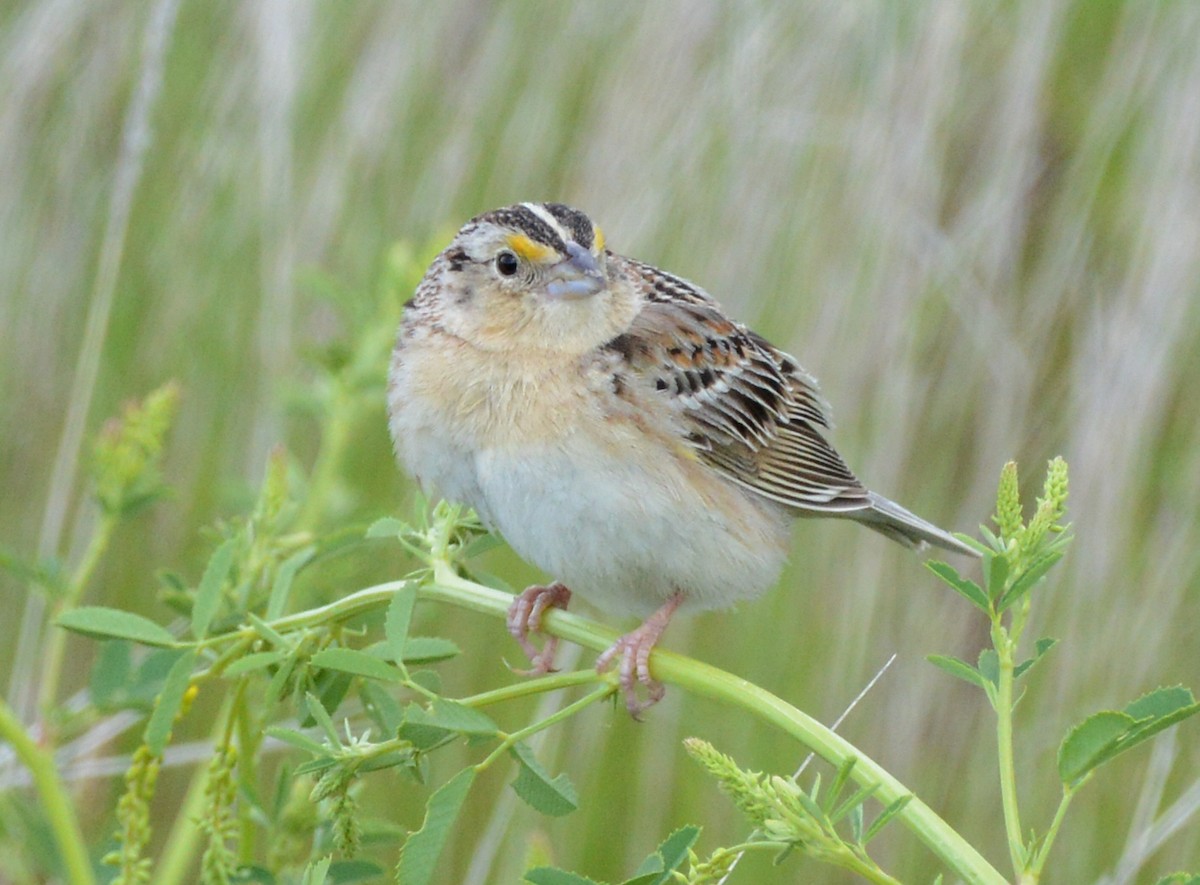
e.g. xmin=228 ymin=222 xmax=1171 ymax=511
xmin=387 ymin=202 xmax=977 ymax=714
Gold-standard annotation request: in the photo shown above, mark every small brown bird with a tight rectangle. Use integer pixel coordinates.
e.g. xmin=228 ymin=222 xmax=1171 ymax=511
xmin=387 ymin=202 xmax=977 ymax=714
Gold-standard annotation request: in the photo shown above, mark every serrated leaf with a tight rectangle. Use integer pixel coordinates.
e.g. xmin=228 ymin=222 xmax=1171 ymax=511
xmin=926 ymin=561 xmax=988 ymax=611
xmin=402 ymin=636 xmax=461 ymax=664
xmin=365 ymin=516 xmax=406 ymax=539
xmin=1125 ymin=685 xmax=1196 ymax=720
xmin=998 ymin=551 xmax=1063 ymax=613
xmin=385 ymin=584 xmax=417 ymax=665
xmin=1058 ymin=687 xmax=1200 ymax=786
xmin=266 ymin=726 xmax=333 ymax=757
xmin=510 ymin=742 xmax=578 ymax=817
xmin=927 ymin=654 xmax=989 ymax=690
xmin=397 ymin=704 xmax=451 ymax=750
xmin=192 ymin=538 xmax=236 ymax=639
xmin=396 ymin=768 xmax=475 ymax=885
xmin=223 ymin=650 xmax=286 ymax=677
xmin=982 ymin=551 xmax=1009 ymax=602
xmin=977 ymin=649 xmax=1000 ymax=688
xmin=301 ymin=855 xmax=332 ymax=885
xmin=524 ymin=869 xmax=605 ymax=885
xmin=428 ymin=698 xmax=498 ymax=735
xmin=310 ymin=647 xmax=405 ymax=683
xmin=266 ymin=546 xmax=315 ymax=620
xmin=618 ymin=876 xmax=661 ymax=885
xmin=143 ymin=649 xmax=197 ymax=754
xmin=57 ymin=607 xmax=176 ymax=647
xmin=1013 ymin=638 xmax=1058 ymax=681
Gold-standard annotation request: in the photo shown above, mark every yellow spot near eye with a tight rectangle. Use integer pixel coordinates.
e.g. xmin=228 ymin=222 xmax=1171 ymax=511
xmin=505 ymin=233 xmax=558 ymax=263
xmin=593 ymin=226 xmax=605 ymax=252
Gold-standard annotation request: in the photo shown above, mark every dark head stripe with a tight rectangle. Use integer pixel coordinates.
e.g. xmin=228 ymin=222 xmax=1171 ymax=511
xmin=542 ymin=203 xmax=595 ymax=250
xmin=476 ymin=205 xmax=570 ymax=254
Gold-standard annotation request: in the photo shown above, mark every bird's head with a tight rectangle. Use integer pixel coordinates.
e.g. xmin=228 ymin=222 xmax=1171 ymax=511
xmin=419 ymin=202 xmax=639 ymax=355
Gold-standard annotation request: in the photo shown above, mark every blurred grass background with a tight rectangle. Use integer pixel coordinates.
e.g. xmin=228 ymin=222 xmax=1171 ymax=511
xmin=2 ymin=1 xmax=1199 ymax=882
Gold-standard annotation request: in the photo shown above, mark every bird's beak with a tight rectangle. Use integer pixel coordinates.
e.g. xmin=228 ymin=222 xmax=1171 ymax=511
xmin=545 ymin=242 xmax=605 ymax=300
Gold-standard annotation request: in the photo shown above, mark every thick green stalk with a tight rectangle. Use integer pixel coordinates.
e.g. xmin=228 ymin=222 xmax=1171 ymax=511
xmin=424 ymin=565 xmax=1007 ymax=885
xmin=0 ymin=696 xmax=96 ymax=885
xmin=992 ymin=622 xmax=1027 ymax=878
xmin=39 ymin=512 xmax=118 ymax=716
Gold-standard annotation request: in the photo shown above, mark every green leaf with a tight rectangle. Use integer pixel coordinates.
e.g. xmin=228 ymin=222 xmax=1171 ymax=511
xmin=510 ymin=742 xmax=578 ymax=817
xmin=192 ymin=538 xmax=236 ymax=639
xmin=863 ymin=794 xmax=911 ymax=843
xmin=247 ymin=612 xmax=287 ymax=647
xmin=402 ymin=636 xmax=461 ymax=664
xmin=427 ymin=699 xmax=498 ymax=736
xmin=385 ymin=583 xmax=418 ymax=665
xmin=396 ymin=768 xmax=475 ymax=885
xmin=143 ymin=649 xmax=197 ymax=754
xmin=266 ymin=546 xmax=315 ymax=620
xmin=982 ymin=551 xmax=1009 ymax=603
xmin=301 ymin=855 xmax=332 ymax=885
xmin=524 ymin=869 xmax=605 ymax=885
xmin=997 ymin=551 xmax=1063 ymax=613
xmin=310 ymin=647 xmax=405 ymax=684
xmin=90 ymin=640 xmax=134 ymax=709
xmin=397 ymin=704 xmax=451 ymax=750
xmin=305 ymin=692 xmax=342 ymax=747
xmin=651 ymin=825 xmax=700 ymax=880
xmin=365 ymin=516 xmax=406 ymax=539
xmin=266 ymin=726 xmax=333 ymax=757
xmin=361 ymin=681 xmax=406 ymax=735
xmin=927 ymin=655 xmax=989 ymax=691
xmin=1013 ymin=638 xmax=1058 ymax=681
xmin=926 ymin=561 xmax=988 ymax=611
xmin=1153 ymin=875 xmax=1200 ymax=885
xmin=223 ymin=650 xmax=286 ymax=677
xmin=977 ymin=649 xmax=1000 ymax=688
xmin=326 ymin=860 xmax=385 ymax=883
xmin=57 ymin=606 xmax=176 ymax=647
xmin=1058 ymin=687 xmax=1200 ymax=786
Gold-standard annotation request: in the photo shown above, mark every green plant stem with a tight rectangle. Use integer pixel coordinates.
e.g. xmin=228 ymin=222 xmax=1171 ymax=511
xmin=1027 ymin=781 xmax=1081 ymax=878
xmin=476 ymin=684 xmax=615 ymax=771
xmin=39 ymin=511 xmax=118 ymax=717
xmin=193 ymin=564 xmax=1007 ymax=881
xmin=992 ymin=622 xmax=1026 ymax=877
xmin=459 ymin=669 xmax=607 ymax=708
xmin=0 ymin=696 xmax=96 ymax=885
xmin=423 ymin=564 xmax=1007 ymax=885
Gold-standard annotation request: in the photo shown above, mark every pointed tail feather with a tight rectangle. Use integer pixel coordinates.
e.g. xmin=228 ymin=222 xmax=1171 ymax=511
xmin=855 ymin=492 xmax=980 ymax=558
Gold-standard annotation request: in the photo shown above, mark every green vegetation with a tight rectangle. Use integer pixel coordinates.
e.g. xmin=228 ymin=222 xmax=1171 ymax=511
xmin=2 ymin=2 xmax=1199 ymax=882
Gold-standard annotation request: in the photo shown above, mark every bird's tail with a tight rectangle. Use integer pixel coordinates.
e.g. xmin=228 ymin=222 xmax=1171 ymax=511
xmin=855 ymin=492 xmax=980 ymax=558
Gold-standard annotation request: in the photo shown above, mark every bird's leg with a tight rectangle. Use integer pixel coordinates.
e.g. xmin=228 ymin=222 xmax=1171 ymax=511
xmin=595 ymin=591 xmax=685 ymax=717
xmin=506 ymin=582 xmax=572 ymax=675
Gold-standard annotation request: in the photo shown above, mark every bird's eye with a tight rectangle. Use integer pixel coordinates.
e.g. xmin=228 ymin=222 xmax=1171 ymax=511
xmin=495 ymin=251 xmax=519 ymax=277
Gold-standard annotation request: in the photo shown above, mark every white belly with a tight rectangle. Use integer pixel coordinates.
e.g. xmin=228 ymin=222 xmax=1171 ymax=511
xmin=473 ymin=433 xmax=789 ymax=618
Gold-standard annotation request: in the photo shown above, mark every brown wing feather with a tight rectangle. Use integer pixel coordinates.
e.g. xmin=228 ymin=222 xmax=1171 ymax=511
xmin=610 ymin=257 xmax=871 ymax=514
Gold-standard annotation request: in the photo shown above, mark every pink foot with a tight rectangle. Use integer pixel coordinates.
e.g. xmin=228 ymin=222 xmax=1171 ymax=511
xmin=596 ymin=592 xmax=684 ymax=717
xmin=506 ymin=582 xmax=572 ymax=674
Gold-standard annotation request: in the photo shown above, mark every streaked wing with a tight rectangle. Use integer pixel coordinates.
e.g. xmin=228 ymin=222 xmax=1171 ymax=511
xmin=611 ymin=258 xmax=871 ymax=514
